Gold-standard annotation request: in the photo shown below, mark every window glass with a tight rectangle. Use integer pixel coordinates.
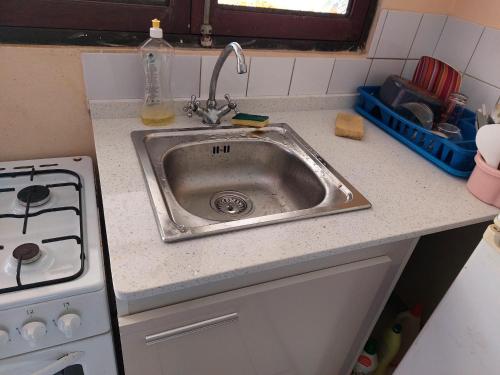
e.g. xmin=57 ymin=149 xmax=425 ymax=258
xmin=217 ymin=0 xmax=350 ymax=14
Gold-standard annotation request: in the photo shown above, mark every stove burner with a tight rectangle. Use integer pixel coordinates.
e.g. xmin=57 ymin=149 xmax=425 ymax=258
xmin=17 ymin=185 xmax=50 ymax=207
xmin=13 ymin=243 xmax=42 ymax=264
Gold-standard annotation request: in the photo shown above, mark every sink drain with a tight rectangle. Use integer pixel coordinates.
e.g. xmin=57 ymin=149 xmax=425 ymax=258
xmin=210 ymin=191 xmax=253 ymax=218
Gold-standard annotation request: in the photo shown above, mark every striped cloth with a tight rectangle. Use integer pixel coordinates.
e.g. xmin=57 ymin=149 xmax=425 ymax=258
xmin=411 ymin=56 xmax=462 ymax=102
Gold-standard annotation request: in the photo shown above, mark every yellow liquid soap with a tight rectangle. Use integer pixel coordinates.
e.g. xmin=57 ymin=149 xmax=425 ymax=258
xmin=140 ymin=19 xmax=176 ymax=127
xmin=141 ymin=104 xmax=176 ymax=126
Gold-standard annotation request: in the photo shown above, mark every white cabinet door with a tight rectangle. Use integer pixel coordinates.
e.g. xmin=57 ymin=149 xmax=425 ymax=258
xmin=120 ymin=255 xmax=391 ymax=375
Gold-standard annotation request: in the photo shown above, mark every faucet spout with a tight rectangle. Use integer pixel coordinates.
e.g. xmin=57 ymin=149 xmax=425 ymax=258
xmin=208 ymin=42 xmax=247 ymax=108
xmin=184 ymin=42 xmax=247 ymax=125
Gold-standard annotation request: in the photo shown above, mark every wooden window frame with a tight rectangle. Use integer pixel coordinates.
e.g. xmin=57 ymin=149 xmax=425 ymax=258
xmin=0 ymin=0 xmax=376 ymax=50
xmin=191 ymin=0 xmax=374 ymax=43
xmin=0 ymin=0 xmax=191 ymax=34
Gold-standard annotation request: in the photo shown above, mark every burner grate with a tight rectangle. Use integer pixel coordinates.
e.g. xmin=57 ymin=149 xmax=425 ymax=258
xmin=0 ymin=168 xmax=85 ymax=294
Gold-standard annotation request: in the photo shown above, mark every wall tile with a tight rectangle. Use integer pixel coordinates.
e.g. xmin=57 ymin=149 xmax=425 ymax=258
xmin=368 ymin=9 xmax=388 ymax=58
xmin=408 ymin=14 xmax=447 ymax=59
xmin=461 ymin=75 xmax=500 ymax=111
xmin=82 ymin=53 xmax=143 ymax=100
xmin=466 ymin=27 xmax=500 ymax=89
xmin=327 ymin=58 xmax=371 ymax=94
xmin=247 ymin=57 xmax=294 ymax=97
xmin=374 ymin=10 xmax=422 ymax=59
xmin=289 ymin=57 xmax=335 ymax=96
xmin=433 ymin=17 xmax=484 ymax=71
xmin=401 ymin=59 xmax=419 ymax=80
xmin=365 ymin=59 xmax=405 ymax=86
xmin=172 ymin=55 xmax=201 ymax=98
xmin=81 ymin=53 xmax=197 ymax=100
xmin=200 ymin=55 xmax=249 ymax=99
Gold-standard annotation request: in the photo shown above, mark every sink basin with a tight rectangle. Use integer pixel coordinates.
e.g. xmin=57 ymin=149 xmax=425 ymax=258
xmin=132 ymin=124 xmax=370 ymax=242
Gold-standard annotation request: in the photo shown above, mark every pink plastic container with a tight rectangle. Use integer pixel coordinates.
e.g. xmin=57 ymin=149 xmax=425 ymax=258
xmin=467 ymin=152 xmax=500 ymax=208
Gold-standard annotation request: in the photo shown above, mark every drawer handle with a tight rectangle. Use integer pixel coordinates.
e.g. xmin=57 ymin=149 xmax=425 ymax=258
xmin=145 ymin=313 xmax=239 ymax=345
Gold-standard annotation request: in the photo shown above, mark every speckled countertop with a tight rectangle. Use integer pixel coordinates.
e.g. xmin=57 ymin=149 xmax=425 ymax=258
xmin=90 ymin=101 xmax=497 ymax=315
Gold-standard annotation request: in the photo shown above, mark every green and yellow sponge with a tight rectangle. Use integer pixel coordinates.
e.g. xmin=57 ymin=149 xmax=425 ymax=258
xmin=231 ymin=113 xmax=269 ymax=128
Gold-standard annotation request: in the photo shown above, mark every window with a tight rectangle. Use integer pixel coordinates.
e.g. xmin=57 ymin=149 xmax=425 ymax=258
xmin=191 ymin=0 xmax=374 ymax=44
xmin=0 ymin=0 xmax=376 ymax=50
xmin=217 ymin=0 xmax=350 ymax=15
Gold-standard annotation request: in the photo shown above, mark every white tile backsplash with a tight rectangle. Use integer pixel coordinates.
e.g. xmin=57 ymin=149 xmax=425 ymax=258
xmin=365 ymin=59 xmax=405 ymax=86
xmin=200 ymin=55 xmax=250 ymax=99
xmin=466 ymin=27 xmax=500 ymax=89
xmin=82 ymin=53 xmax=143 ymax=100
xmin=433 ymin=16 xmax=484 ymax=72
xmin=461 ymin=75 xmax=500 ymax=111
xmin=327 ymin=58 xmax=371 ymax=94
xmin=401 ymin=60 xmax=419 ymax=80
xmin=408 ymin=14 xmax=447 ymax=59
xmin=289 ymin=57 xmax=335 ymax=96
xmin=171 ymin=55 xmax=201 ymax=98
xmin=82 ymin=53 xmax=201 ymax=100
xmin=374 ymin=10 xmax=422 ymax=59
xmin=247 ymin=57 xmax=295 ymax=97
xmin=80 ymin=11 xmax=499 ymax=111
xmin=368 ymin=9 xmax=388 ymax=58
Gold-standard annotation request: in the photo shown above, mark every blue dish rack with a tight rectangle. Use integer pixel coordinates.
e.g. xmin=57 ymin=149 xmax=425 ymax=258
xmin=355 ymin=86 xmax=477 ymax=178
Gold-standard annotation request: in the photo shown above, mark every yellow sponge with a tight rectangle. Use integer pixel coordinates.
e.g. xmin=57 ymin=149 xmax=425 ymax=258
xmin=335 ymin=112 xmax=364 ymax=140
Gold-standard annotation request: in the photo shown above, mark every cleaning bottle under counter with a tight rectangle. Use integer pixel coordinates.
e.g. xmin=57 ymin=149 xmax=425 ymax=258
xmin=140 ymin=19 xmax=175 ymax=126
xmin=391 ymin=303 xmax=422 ymax=365
xmin=374 ymin=323 xmax=402 ymax=375
xmin=353 ymin=338 xmax=378 ymax=374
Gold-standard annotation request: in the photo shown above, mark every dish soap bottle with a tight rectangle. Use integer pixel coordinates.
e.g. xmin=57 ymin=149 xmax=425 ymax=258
xmin=374 ymin=323 xmax=402 ymax=375
xmin=140 ymin=19 xmax=175 ymax=125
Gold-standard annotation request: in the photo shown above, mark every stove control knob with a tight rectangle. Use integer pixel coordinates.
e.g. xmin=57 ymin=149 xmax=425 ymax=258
xmin=21 ymin=321 xmax=47 ymax=346
xmin=57 ymin=313 xmax=81 ymax=338
xmin=0 ymin=330 xmax=9 ymax=345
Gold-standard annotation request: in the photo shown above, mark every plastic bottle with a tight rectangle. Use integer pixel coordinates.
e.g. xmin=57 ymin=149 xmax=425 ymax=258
xmin=353 ymin=338 xmax=378 ymax=375
xmin=373 ymin=323 xmax=402 ymax=375
xmin=140 ymin=19 xmax=175 ymax=125
xmin=391 ymin=304 xmax=422 ymax=365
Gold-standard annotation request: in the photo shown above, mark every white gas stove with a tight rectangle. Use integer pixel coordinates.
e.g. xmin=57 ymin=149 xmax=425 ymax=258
xmin=0 ymin=156 xmax=117 ymax=374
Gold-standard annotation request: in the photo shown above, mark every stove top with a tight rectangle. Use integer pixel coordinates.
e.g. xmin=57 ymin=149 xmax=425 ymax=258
xmin=0 ymin=157 xmax=104 ymax=310
xmin=0 ymin=168 xmax=84 ymax=293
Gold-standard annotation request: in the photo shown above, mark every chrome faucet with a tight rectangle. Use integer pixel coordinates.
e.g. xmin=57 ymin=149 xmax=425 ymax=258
xmin=184 ymin=42 xmax=247 ymax=125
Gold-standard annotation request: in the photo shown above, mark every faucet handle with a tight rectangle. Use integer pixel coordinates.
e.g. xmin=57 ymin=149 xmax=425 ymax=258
xmin=224 ymin=94 xmax=239 ymax=114
xmin=183 ymin=95 xmax=200 ymax=118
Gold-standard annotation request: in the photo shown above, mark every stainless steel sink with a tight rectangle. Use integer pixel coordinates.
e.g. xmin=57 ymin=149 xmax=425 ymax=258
xmin=132 ymin=124 xmax=370 ymax=242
